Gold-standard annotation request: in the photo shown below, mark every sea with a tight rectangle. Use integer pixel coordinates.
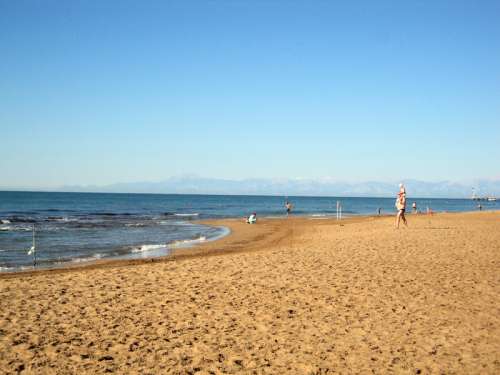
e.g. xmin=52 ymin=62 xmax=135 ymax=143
xmin=0 ymin=191 xmax=497 ymax=272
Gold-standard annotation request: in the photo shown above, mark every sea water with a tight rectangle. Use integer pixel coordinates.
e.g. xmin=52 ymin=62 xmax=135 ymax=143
xmin=0 ymin=191 xmax=496 ymax=272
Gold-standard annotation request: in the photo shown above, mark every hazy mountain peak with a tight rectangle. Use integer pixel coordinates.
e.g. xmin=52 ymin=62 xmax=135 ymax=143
xmin=50 ymin=176 xmax=500 ymax=198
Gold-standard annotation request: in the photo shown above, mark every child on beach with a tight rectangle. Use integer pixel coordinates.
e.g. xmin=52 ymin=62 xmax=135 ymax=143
xmin=246 ymin=213 xmax=257 ymax=224
xmin=395 ymin=184 xmax=408 ymax=229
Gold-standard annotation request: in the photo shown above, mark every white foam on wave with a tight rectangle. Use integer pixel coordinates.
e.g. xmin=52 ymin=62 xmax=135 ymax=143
xmin=1 ymin=219 xmax=11 ymax=224
xmin=67 ymin=253 xmax=104 ymax=263
xmin=169 ymin=236 xmax=207 ymax=249
xmin=0 ymin=265 xmax=34 ymax=272
xmin=131 ymin=244 xmax=168 ymax=253
xmin=167 ymin=226 xmax=230 ymax=250
xmin=174 ymin=213 xmax=199 ymax=217
xmin=0 ymin=225 xmax=31 ymax=232
xmin=57 ymin=217 xmax=77 ymax=222
xmin=158 ymin=220 xmax=194 ymax=226
xmin=125 ymin=223 xmax=146 ymax=227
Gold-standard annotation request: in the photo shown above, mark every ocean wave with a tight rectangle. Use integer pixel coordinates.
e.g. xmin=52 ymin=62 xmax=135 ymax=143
xmin=158 ymin=220 xmax=187 ymax=226
xmin=68 ymin=222 xmax=115 ymax=229
xmin=0 ymin=225 xmax=32 ymax=232
xmin=174 ymin=213 xmax=199 ymax=217
xmin=169 ymin=236 xmax=207 ymax=248
xmin=93 ymin=212 xmax=133 ymax=216
xmin=42 ymin=209 xmax=77 ymax=213
xmin=0 ymin=265 xmax=34 ymax=272
xmin=131 ymin=244 xmax=168 ymax=253
xmin=67 ymin=253 xmax=105 ymax=263
xmin=1 ymin=219 xmax=11 ymax=224
xmin=46 ymin=216 xmax=77 ymax=222
xmin=7 ymin=217 xmax=36 ymax=223
xmin=125 ymin=223 xmax=147 ymax=227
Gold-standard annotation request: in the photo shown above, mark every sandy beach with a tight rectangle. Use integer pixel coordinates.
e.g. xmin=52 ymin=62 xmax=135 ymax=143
xmin=0 ymin=211 xmax=499 ymax=374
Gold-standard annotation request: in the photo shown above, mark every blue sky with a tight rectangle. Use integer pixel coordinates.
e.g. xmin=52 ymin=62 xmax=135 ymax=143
xmin=1 ymin=0 xmax=499 ymax=189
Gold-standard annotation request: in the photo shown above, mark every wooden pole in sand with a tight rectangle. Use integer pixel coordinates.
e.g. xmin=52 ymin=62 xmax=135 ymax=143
xmin=32 ymin=224 xmax=36 ymax=268
xmin=27 ymin=224 xmax=37 ymax=268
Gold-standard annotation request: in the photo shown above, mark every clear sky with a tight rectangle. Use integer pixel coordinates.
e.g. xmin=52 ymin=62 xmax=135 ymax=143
xmin=1 ymin=0 xmax=499 ymax=188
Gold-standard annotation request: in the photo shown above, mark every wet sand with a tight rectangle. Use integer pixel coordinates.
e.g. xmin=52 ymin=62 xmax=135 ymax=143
xmin=1 ymin=212 xmax=499 ymax=374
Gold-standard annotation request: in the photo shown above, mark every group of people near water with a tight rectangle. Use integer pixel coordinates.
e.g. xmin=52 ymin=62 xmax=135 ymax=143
xmin=246 ymin=184 xmax=420 ymax=227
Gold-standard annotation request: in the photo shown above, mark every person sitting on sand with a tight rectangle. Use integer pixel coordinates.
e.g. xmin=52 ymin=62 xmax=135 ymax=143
xmin=395 ymin=184 xmax=408 ymax=229
xmin=246 ymin=212 xmax=257 ymax=224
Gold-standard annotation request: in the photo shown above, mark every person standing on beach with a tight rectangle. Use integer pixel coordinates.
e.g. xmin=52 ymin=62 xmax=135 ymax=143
xmin=285 ymin=201 xmax=292 ymax=217
xmin=395 ymin=184 xmax=408 ymax=228
xmin=412 ymin=202 xmax=417 ymax=213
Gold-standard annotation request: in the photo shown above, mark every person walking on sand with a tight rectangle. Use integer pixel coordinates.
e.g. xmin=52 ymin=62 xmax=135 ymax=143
xmin=285 ymin=200 xmax=293 ymax=217
xmin=395 ymin=183 xmax=408 ymax=228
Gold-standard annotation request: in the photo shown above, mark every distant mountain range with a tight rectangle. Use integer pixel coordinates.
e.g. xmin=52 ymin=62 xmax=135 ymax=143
xmin=49 ymin=176 xmax=500 ymax=198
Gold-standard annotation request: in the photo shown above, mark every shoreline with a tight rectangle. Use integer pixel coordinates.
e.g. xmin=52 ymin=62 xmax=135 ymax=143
xmin=0 ymin=213 xmax=380 ymax=279
xmin=1 ymin=210 xmax=496 ymax=279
